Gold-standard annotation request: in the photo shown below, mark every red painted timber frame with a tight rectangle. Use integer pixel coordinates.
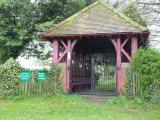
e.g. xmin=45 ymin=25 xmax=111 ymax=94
xmin=42 ymin=32 xmax=149 ymax=40
xmin=52 ymin=39 xmax=78 ymax=92
xmin=111 ymin=37 xmax=138 ymax=94
xmin=111 ymin=38 xmax=121 ymax=94
xmin=52 ymin=36 xmax=139 ymax=94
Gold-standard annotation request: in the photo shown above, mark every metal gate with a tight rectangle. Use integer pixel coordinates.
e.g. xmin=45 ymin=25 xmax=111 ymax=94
xmin=93 ymin=56 xmax=117 ymax=96
xmin=70 ymin=55 xmax=117 ymax=96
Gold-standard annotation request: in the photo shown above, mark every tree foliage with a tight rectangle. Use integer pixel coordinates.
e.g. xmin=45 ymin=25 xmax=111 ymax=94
xmin=37 ymin=0 xmax=85 ymax=24
xmin=129 ymin=48 xmax=160 ymax=102
xmin=123 ymin=3 xmax=147 ymax=26
xmin=0 ymin=0 xmax=39 ymax=63
xmin=0 ymin=58 xmax=20 ymax=96
xmin=0 ymin=0 xmax=85 ymax=63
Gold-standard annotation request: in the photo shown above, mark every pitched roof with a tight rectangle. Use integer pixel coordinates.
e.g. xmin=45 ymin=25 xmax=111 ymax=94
xmin=43 ymin=1 xmax=149 ymax=37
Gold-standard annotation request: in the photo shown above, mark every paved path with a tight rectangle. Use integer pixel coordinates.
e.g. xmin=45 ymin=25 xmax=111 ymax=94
xmin=82 ymin=95 xmax=113 ymax=104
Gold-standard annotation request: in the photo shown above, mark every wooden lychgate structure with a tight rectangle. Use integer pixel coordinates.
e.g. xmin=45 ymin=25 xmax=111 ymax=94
xmin=41 ymin=1 xmax=149 ymax=96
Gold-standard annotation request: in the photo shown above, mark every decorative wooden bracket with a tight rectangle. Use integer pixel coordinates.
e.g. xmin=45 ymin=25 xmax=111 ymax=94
xmin=111 ymin=37 xmax=131 ymax=62
xmin=58 ymin=40 xmax=78 ymax=63
xmin=121 ymin=38 xmax=131 ymax=62
xmin=111 ymin=39 xmax=117 ymax=53
xmin=71 ymin=40 xmax=78 ymax=52
xmin=58 ymin=41 xmax=67 ymax=63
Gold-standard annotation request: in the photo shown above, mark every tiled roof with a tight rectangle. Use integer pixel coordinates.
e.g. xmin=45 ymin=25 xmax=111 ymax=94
xmin=43 ymin=1 xmax=149 ymax=37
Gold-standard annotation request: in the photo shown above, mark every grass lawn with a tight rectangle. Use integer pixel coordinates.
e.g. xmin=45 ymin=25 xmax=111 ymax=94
xmin=97 ymin=79 xmax=116 ymax=90
xmin=0 ymin=95 xmax=160 ymax=120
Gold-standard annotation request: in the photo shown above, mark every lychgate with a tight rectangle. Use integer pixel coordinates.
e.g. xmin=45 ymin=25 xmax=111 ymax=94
xmin=41 ymin=1 xmax=149 ymax=96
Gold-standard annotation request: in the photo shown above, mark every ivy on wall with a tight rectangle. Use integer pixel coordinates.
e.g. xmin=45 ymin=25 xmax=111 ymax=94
xmin=127 ymin=48 xmax=160 ymax=102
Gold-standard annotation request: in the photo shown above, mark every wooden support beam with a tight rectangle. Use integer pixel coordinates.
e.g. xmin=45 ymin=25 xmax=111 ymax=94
xmin=116 ymin=38 xmax=121 ymax=94
xmin=66 ymin=40 xmax=72 ymax=92
xmin=61 ymin=40 xmax=67 ymax=50
xmin=110 ymin=38 xmax=122 ymax=94
xmin=111 ymin=39 xmax=117 ymax=52
xmin=53 ymin=40 xmax=59 ymax=64
xmin=58 ymin=51 xmax=67 ymax=63
xmin=58 ymin=40 xmax=68 ymax=63
xmin=121 ymin=38 xmax=129 ymax=48
xmin=121 ymin=38 xmax=132 ymax=62
xmin=131 ymin=37 xmax=138 ymax=58
xmin=110 ymin=37 xmax=134 ymax=94
xmin=58 ymin=40 xmax=77 ymax=63
xmin=121 ymin=49 xmax=132 ymax=62
xmin=71 ymin=40 xmax=78 ymax=52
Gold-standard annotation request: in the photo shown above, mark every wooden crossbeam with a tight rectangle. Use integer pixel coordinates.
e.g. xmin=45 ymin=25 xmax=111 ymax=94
xmin=61 ymin=40 xmax=67 ymax=50
xmin=111 ymin=39 xmax=117 ymax=51
xmin=121 ymin=38 xmax=132 ymax=62
xmin=71 ymin=40 xmax=78 ymax=52
xmin=58 ymin=40 xmax=67 ymax=62
xmin=121 ymin=38 xmax=129 ymax=48
xmin=58 ymin=51 xmax=67 ymax=63
xmin=121 ymin=49 xmax=131 ymax=62
xmin=58 ymin=40 xmax=78 ymax=63
xmin=110 ymin=37 xmax=132 ymax=62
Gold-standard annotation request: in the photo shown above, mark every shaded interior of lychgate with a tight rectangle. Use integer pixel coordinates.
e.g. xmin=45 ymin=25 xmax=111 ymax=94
xmin=70 ymin=36 xmax=127 ymax=96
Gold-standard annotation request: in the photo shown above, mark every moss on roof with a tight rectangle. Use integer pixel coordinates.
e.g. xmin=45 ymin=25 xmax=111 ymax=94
xmin=44 ymin=0 xmax=149 ymax=37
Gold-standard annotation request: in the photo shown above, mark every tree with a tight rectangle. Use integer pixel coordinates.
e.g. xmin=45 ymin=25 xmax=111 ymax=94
xmin=25 ymin=0 xmax=85 ymax=60
xmin=135 ymin=0 xmax=160 ymax=48
xmin=0 ymin=0 xmax=39 ymax=63
xmin=109 ymin=0 xmax=160 ymax=48
xmin=36 ymin=0 xmax=85 ymax=28
xmin=123 ymin=3 xmax=147 ymax=26
xmin=0 ymin=0 xmax=85 ymax=63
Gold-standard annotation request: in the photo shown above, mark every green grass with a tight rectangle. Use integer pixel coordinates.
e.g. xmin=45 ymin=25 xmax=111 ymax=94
xmin=0 ymin=95 xmax=160 ymax=120
xmin=97 ymin=79 xmax=116 ymax=90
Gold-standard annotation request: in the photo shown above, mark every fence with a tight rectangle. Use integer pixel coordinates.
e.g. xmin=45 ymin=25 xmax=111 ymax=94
xmin=19 ymin=64 xmax=63 ymax=95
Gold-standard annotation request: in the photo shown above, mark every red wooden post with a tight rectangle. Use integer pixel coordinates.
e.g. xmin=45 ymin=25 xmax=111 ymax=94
xmin=66 ymin=39 xmax=72 ymax=92
xmin=116 ymin=38 xmax=121 ymax=94
xmin=53 ymin=40 xmax=59 ymax=64
xmin=131 ymin=37 xmax=138 ymax=58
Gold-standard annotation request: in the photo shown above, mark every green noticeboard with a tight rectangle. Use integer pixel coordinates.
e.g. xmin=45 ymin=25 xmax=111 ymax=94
xmin=19 ymin=71 xmax=31 ymax=82
xmin=37 ymin=71 xmax=48 ymax=81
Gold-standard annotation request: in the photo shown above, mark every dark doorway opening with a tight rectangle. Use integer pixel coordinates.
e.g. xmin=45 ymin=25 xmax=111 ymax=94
xmin=70 ymin=37 xmax=117 ymax=96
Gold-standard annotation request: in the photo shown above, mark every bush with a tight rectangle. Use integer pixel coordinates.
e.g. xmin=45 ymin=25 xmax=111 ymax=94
xmin=47 ymin=64 xmax=62 ymax=94
xmin=0 ymin=58 xmax=63 ymax=96
xmin=18 ymin=64 xmax=63 ymax=95
xmin=0 ymin=58 xmax=21 ymax=96
xmin=127 ymin=48 xmax=160 ymax=102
